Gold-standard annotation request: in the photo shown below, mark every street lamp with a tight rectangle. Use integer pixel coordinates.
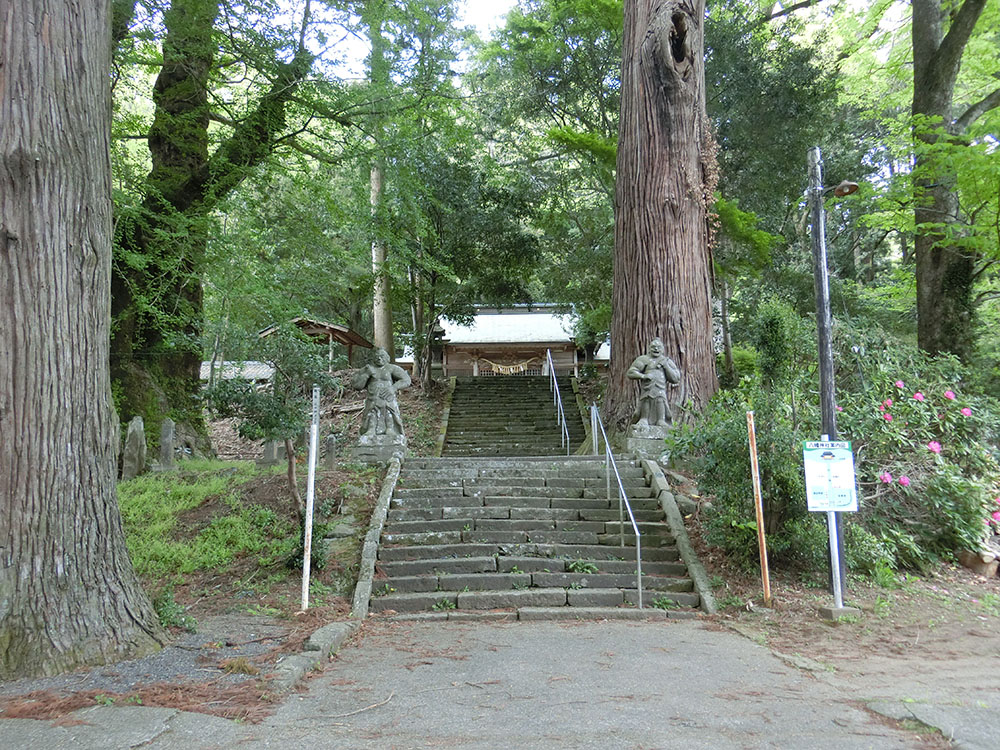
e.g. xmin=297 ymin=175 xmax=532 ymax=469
xmin=807 ymin=146 xmax=857 ymax=595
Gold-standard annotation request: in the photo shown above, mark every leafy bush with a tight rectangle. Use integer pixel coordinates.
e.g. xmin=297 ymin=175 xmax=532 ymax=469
xmin=670 ymin=306 xmax=1000 ymax=574
xmin=717 ymin=346 xmax=758 ymax=389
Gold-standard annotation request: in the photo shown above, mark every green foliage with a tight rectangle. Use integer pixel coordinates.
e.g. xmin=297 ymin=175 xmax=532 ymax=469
xmin=566 ymin=559 xmax=599 ymax=574
xmin=152 ymin=588 xmax=197 ymax=633
xmin=118 ymin=461 xmax=297 ymax=579
xmin=205 ymin=330 xmax=340 ymax=445
xmin=650 ymin=596 xmax=679 ymax=610
xmin=284 ymin=523 xmax=332 ymax=572
xmin=717 ymin=346 xmax=757 ymax=390
xmin=752 ymin=300 xmax=805 ymax=389
xmin=671 ymin=294 xmax=1000 ymax=574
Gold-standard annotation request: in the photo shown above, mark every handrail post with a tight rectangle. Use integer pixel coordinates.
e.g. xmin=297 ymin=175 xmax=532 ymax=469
xmin=591 ymin=403 xmax=643 ymax=608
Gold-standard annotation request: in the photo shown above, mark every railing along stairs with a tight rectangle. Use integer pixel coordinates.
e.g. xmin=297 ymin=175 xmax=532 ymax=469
xmin=545 ymin=349 xmax=571 ymax=456
xmin=590 ymin=404 xmax=644 ymax=608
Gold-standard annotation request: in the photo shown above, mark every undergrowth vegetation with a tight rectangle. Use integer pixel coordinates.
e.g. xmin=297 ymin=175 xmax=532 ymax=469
xmin=118 ymin=457 xmax=381 ymax=623
xmin=118 ymin=461 xmax=294 ymax=580
xmin=668 ymin=297 xmax=1000 ymax=576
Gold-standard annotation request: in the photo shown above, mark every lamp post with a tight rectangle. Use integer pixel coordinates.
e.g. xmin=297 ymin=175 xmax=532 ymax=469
xmin=807 ymin=146 xmax=857 ymax=592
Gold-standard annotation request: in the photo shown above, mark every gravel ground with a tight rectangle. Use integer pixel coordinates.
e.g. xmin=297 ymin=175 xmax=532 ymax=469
xmin=0 ymin=615 xmax=291 ymax=699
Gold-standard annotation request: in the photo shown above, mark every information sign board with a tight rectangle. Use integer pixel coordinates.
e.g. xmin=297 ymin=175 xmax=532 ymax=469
xmin=802 ymin=441 xmax=858 ymax=512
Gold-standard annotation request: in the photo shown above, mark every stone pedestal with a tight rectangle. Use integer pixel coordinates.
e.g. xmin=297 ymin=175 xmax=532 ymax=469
xmin=625 ymin=424 xmax=670 ymax=460
xmin=818 ymin=605 xmax=862 ymax=622
xmin=350 ymin=434 xmax=406 ymax=464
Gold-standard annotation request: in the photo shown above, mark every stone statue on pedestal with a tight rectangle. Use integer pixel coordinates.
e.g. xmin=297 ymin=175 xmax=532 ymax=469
xmin=626 ymin=338 xmax=681 ymax=459
xmin=350 ymin=348 xmax=411 ymax=461
xmin=626 ymin=338 xmax=680 ymax=427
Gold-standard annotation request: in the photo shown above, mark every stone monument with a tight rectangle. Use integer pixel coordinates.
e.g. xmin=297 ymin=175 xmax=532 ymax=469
xmin=625 ymin=337 xmax=680 ymax=459
xmin=158 ymin=417 xmax=176 ymax=470
xmin=121 ymin=416 xmax=147 ymax=480
xmin=350 ymin=347 xmax=411 ymax=462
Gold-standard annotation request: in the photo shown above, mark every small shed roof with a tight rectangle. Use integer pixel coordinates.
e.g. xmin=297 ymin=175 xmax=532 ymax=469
xmin=200 ymin=361 xmax=275 ymax=381
xmin=441 ymin=311 xmax=576 ymax=345
xmin=258 ymin=316 xmax=373 ymax=349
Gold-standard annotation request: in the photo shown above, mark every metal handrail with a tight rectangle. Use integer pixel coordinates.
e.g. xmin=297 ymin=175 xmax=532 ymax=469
xmin=590 ymin=404 xmax=643 ymax=608
xmin=546 ymin=349 xmax=571 ymax=456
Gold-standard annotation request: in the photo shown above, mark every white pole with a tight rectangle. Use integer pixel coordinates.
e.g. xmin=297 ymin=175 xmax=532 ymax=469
xmin=301 ymin=385 xmax=320 ymax=611
xmin=827 ymin=510 xmax=844 ymax=609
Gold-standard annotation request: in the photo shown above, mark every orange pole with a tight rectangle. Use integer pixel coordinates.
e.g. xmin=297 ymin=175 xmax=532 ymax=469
xmin=746 ymin=411 xmax=772 ymax=606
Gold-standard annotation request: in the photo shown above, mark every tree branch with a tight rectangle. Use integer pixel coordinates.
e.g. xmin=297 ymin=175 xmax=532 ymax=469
xmin=764 ymin=1 xmax=822 ymax=22
xmin=954 ymin=84 xmax=1000 ymax=131
xmin=933 ymin=0 xmax=988 ymax=84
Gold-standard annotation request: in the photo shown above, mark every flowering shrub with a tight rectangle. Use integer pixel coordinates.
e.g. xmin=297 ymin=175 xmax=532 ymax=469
xmin=831 ymin=329 xmax=1000 ymax=568
xmin=671 ymin=315 xmax=1000 ymax=574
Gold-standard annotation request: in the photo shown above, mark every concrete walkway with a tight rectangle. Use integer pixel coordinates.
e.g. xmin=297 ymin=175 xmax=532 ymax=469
xmin=0 ymin=619 xmax=984 ymax=749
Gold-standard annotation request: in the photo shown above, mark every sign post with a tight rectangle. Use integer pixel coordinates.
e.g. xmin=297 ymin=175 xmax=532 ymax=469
xmin=802 ymin=439 xmax=861 ymax=619
xmin=300 ymin=386 xmax=320 ymax=612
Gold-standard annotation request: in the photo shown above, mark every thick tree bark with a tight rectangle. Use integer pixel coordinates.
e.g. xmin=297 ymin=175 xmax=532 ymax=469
xmin=1 ymin=0 xmax=165 ymax=678
xmin=608 ymin=0 xmax=718 ymax=424
xmin=912 ymin=0 xmax=990 ymax=359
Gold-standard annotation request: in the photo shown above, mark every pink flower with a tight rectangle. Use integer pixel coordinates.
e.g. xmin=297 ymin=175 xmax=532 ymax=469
xmin=995 ymin=497 xmax=1000 ymax=505
xmin=885 ymin=398 xmax=893 ymax=407
xmin=944 ymin=390 xmax=956 ymax=400
xmin=895 ymin=380 xmax=905 ymax=388
xmin=879 ymin=472 xmax=893 ymax=483
xmin=913 ymin=392 xmax=925 ymax=402
xmin=879 ymin=403 xmax=886 ymax=412
xmin=927 ymin=441 xmax=942 ymax=454
xmin=898 ymin=476 xmax=910 ymax=487
xmin=961 ymin=407 xmax=972 ymax=417
xmin=883 ymin=413 xmax=893 ymax=421
xmin=992 ymin=510 xmax=1000 ymax=522
xmin=836 ymin=405 xmax=843 ymax=412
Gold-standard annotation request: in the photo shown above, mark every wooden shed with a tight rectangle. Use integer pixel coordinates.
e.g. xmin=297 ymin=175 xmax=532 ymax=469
xmin=258 ymin=317 xmax=373 ymax=368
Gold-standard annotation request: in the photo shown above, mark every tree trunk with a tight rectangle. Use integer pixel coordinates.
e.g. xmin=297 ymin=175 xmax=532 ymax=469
xmin=367 ymin=1 xmax=393 ymax=358
xmin=720 ymin=278 xmax=735 ymax=387
xmin=608 ymin=0 xmax=718 ymax=424
xmin=1 ymin=0 xmax=165 ymax=679
xmin=110 ymin=0 xmax=314 ymax=436
xmin=284 ymin=438 xmax=304 ymax=523
xmin=371 ymin=162 xmax=394 ymax=355
xmin=912 ymin=0 xmax=990 ymax=360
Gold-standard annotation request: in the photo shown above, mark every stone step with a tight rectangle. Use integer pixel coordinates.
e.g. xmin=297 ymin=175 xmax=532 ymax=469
xmin=380 ymin=571 xmax=692 ymax=595
xmin=391 ymin=494 xmax=661 ymax=512
xmin=369 ymin=587 xmax=572 ymax=613
xmin=386 ymin=506 xmax=665 ymax=523
xmin=382 ymin=521 xmax=674 ymax=548
xmin=377 ymin=555 xmax=687 ymax=579
xmin=384 ymin=518 xmax=672 ymax=538
xmin=369 ymin=587 xmax=699 ymax=613
xmin=377 ymin=541 xmax=680 ymax=563
xmin=395 ymin=476 xmax=648 ymax=490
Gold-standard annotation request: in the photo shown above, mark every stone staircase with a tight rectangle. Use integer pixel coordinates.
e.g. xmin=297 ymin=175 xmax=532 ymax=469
xmin=441 ymin=376 xmax=587 ymax=457
xmin=369 ymin=456 xmax=701 ymax=618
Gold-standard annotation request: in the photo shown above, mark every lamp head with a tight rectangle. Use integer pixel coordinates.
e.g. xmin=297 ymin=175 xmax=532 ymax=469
xmin=833 ymin=180 xmax=859 ymax=197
